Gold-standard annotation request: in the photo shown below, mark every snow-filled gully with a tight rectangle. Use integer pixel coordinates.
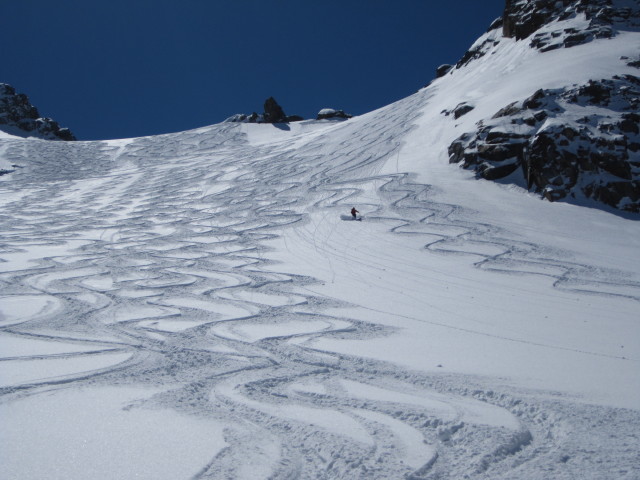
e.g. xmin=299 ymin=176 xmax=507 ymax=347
xmin=1 ymin=91 xmax=639 ymax=479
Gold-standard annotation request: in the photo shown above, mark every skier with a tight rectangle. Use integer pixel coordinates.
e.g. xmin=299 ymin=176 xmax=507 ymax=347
xmin=351 ymin=207 xmax=359 ymax=219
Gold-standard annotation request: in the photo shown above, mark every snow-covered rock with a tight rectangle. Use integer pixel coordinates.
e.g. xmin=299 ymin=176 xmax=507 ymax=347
xmin=446 ymin=0 xmax=640 ymax=212
xmin=224 ymin=112 xmax=262 ymax=123
xmin=316 ymin=108 xmax=353 ymax=120
xmin=0 ymin=83 xmax=76 ymax=141
xmin=503 ymin=0 xmax=640 ymax=49
xmin=436 ymin=64 xmax=454 ymax=78
xmin=225 ymin=96 xmax=303 ymax=124
xmin=449 ymin=76 xmax=640 ymax=211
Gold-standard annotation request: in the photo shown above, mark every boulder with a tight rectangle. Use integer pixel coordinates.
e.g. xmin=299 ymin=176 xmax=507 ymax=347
xmin=316 ymin=109 xmax=353 ymax=121
xmin=436 ymin=64 xmax=453 ymax=78
xmin=453 ymin=103 xmax=475 ymax=119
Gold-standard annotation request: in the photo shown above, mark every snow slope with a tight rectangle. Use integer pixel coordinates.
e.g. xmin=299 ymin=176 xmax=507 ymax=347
xmin=1 ymin=17 xmax=639 ymax=480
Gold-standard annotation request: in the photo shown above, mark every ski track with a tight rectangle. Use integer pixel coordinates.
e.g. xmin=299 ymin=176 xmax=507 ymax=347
xmin=1 ymin=92 xmax=639 ymax=479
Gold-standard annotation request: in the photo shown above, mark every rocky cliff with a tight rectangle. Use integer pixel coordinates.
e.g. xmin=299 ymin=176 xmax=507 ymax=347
xmin=503 ymin=0 xmax=640 ymax=48
xmin=0 ymin=83 xmax=76 ymax=141
xmin=447 ymin=0 xmax=640 ymax=213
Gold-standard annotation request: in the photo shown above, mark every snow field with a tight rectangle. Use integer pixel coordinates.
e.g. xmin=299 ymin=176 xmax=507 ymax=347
xmin=1 ymin=20 xmax=639 ymax=478
xmin=0 ymin=387 xmax=228 ymax=480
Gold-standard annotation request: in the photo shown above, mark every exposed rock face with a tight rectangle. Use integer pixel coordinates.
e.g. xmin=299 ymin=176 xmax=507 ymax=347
xmin=456 ymin=37 xmax=502 ymax=69
xmin=441 ymin=103 xmax=476 ymax=120
xmin=503 ymin=0 xmax=640 ymax=51
xmin=316 ymin=108 xmax=353 ymax=121
xmin=263 ymin=96 xmax=287 ymax=123
xmin=444 ymin=0 xmax=640 ymax=213
xmin=453 ymin=0 xmax=640 ymax=72
xmin=448 ymin=75 xmax=640 ymax=212
xmin=225 ymin=97 xmax=303 ymax=124
xmin=454 ymin=103 xmax=475 ymax=119
xmin=0 ymin=83 xmax=76 ymax=141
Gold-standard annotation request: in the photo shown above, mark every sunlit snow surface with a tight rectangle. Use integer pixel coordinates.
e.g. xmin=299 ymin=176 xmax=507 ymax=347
xmin=1 ymin=26 xmax=640 ymax=480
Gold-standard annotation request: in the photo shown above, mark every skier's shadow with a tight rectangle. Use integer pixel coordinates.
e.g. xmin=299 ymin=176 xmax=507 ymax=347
xmin=272 ymin=123 xmax=291 ymax=131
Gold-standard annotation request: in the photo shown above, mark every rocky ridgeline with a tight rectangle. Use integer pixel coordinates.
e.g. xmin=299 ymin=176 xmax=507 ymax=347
xmin=316 ymin=108 xmax=353 ymax=121
xmin=225 ymin=97 xmax=352 ymax=123
xmin=504 ymin=0 xmax=640 ymax=52
xmin=449 ymin=75 xmax=640 ymax=212
xmin=451 ymin=0 xmax=639 ymax=71
xmin=0 ymin=83 xmax=76 ymax=141
xmin=225 ymin=97 xmax=303 ymax=124
xmin=503 ymin=0 xmax=640 ymax=52
xmin=447 ymin=0 xmax=640 ymax=213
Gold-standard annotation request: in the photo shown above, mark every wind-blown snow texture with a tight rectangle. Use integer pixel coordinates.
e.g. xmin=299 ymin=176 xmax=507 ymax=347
xmin=1 ymin=3 xmax=640 ymax=480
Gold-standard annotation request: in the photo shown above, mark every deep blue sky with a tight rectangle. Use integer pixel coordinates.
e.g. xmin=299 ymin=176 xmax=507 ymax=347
xmin=2 ymin=1 xmax=505 ymax=140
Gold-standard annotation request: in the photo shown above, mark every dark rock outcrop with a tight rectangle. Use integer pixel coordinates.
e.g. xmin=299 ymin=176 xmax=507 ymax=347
xmin=443 ymin=0 xmax=640 ymax=213
xmin=436 ymin=64 xmax=453 ymax=78
xmin=503 ymin=0 xmax=640 ymax=52
xmin=456 ymin=37 xmax=502 ymax=69
xmin=453 ymin=0 xmax=640 ymax=75
xmin=316 ymin=109 xmax=353 ymax=121
xmin=453 ymin=103 xmax=475 ymax=119
xmin=448 ymin=76 xmax=640 ymax=212
xmin=225 ymin=97 xmax=303 ymax=124
xmin=442 ymin=103 xmax=476 ymax=119
xmin=0 ymin=83 xmax=76 ymax=141
xmin=263 ymin=97 xmax=287 ymax=123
